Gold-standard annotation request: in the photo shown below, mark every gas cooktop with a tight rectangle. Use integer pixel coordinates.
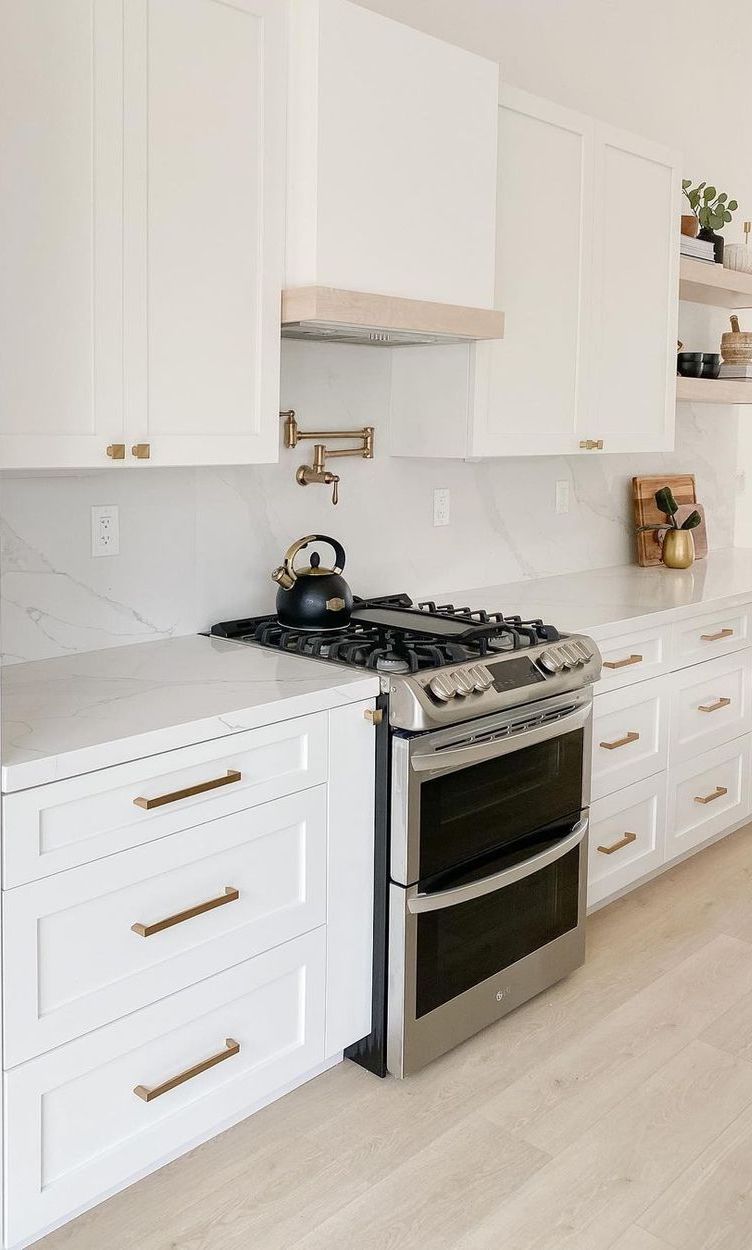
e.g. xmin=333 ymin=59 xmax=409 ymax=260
xmin=211 ymin=594 xmax=602 ymax=732
xmin=211 ymin=593 xmax=562 ymax=674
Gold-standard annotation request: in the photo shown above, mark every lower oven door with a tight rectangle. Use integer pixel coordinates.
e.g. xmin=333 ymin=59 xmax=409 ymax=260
xmin=387 ymin=813 xmax=588 ymax=1077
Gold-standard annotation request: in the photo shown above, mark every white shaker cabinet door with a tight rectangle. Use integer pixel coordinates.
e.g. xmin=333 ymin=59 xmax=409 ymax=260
xmin=471 ymin=89 xmax=595 ymax=458
xmin=124 ymin=0 xmax=286 ymax=466
xmin=0 ymin=0 xmax=125 ymax=469
xmin=588 ymin=125 xmax=681 ymax=453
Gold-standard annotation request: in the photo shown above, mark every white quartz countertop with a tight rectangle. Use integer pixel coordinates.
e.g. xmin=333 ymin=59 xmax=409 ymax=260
xmin=1 ymin=635 xmax=379 ymax=793
xmin=433 ymin=548 xmax=752 ymax=641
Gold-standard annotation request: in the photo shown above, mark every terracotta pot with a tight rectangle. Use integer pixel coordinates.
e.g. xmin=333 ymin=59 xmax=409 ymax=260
xmin=681 ymin=214 xmax=699 ymax=238
xmin=662 ymin=528 xmax=694 ymax=570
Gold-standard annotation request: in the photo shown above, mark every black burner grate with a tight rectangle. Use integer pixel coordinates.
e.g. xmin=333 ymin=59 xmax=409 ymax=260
xmin=211 ymin=594 xmax=560 ymax=673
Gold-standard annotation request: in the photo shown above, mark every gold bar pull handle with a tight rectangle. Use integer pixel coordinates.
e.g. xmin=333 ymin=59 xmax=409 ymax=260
xmin=134 ymin=1038 xmax=240 ymax=1103
xmin=597 ymin=831 xmax=637 ymax=856
xmin=701 ymin=628 xmax=734 ymax=642
xmin=599 ymin=731 xmax=640 ymax=751
xmin=131 ymin=443 xmax=151 ymax=460
xmin=694 ymin=785 xmax=728 ymax=805
xmin=698 ymin=697 xmax=732 ymax=714
xmin=134 ymin=769 xmax=241 ymax=811
xmin=603 ymin=654 xmax=643 ymax=670
xmin=132 ymin=887 xmax=239 ymax=938
xmin=106 ymin=443 xmax=126 ymax=460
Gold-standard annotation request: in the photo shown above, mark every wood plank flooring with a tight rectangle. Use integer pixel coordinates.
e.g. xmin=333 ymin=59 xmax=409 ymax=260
xmin=35 ymin=823 xmax=752 ymax=1250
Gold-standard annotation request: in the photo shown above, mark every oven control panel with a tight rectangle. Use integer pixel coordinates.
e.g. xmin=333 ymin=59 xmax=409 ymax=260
xmin=425 ymin=638 xmax=596 ymax=705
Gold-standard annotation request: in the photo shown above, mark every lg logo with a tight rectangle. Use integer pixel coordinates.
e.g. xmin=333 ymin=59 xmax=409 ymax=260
xmin=496 ymin=986 xmax=512 ymax=1002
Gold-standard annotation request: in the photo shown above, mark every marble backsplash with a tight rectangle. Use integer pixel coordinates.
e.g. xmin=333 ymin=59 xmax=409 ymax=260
xmin=0 ymin=341 xmax=741 ymax=664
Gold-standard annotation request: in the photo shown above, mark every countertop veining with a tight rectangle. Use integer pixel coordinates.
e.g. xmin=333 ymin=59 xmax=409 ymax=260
xmin=0 ymin=635 xmax=379 ymax=792
xmin=434 ymin=547 xmax=752 ymax=639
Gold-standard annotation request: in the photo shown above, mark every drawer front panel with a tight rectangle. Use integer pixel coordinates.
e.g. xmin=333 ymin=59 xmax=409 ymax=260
xmin=673 ymin=605 xmax=751 ymax=668
xmin=3 ymin=713 xmax=328 ymax=886
xmin=670 ymin=653 xmax=752 ymax=763
xmin=591 ymin=676 xmax=668 ymax=801
xmin=4 ymin=929 xmax=326 ymax=1248
xmin=588 ymin=774 xmax=667 ymax=907
xmin=596 ymin=624 xmax=670 ymax=692
xmin=668 ymin=738 xmax=752 ymax=860
xmin=4 ymin=788 xmax=327 ymax=1067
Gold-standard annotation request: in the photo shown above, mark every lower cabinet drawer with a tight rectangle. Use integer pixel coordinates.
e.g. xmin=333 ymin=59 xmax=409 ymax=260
xmin=596 ymin=623 xmax=670 ymax=692
xmin=669 ymin=652 xmax=752 ymax=764
xmin=4 ymin=787 xmax=327 ymax=1066
xmin=4 ymin=929 xmax=327 ymax=1249
xmin=667 ymin=737 xmax=752 ymax=860
xmin=591 ymin=676 xmax=668 ymax=801
xmin=588 ymin=774 xmax=667 ymax=908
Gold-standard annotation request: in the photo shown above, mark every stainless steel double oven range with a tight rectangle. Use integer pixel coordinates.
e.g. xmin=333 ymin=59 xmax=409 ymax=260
xmin=212 ymin=596 xmax=602 ymax=1079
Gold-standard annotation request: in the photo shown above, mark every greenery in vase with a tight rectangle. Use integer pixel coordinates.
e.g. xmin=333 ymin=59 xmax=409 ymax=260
xmin=638 ymin=486 xmax=702 ymax=534
xmin=682 ymin=180 xmax=738 ymax=231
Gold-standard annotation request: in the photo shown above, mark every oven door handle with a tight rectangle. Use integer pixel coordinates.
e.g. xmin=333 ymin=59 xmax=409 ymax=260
xmin=406 ymin=816 xmax=589 ymax=914
xmin=409 ymin=703 xmax=591 ymax=774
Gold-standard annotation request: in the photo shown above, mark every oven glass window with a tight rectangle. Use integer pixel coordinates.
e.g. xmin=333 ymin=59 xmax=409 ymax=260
xmin=415 ymin=845 xmax=580 ymax=1018
xmin=418 ymin=728 xmax=584 ymax=882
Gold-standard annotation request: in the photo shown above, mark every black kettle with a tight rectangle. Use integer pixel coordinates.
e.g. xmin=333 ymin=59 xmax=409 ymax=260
xmin=272 ymin=535 xmax=353 ymax=630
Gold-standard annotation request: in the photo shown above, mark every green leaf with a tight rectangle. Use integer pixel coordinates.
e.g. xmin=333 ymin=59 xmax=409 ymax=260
xmin=682 ymin=178 xmax=692 ymax=189
xmin=724 ymin=211 xmax=733 ymax=224
xmin=729 ymin=199 xmax=739 ymax=211
xmin=718 ymin=192 xmax=728 ymax=203
xmin=681 ymin=510 xmax=703 ymax=531
xmin=704 ymin=185 xmax=717 ymax=201
xmin=655 ymin=486 xmax=679 ymax=518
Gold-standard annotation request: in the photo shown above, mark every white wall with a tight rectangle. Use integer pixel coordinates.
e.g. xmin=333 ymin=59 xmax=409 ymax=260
xmin=1 ymin=0 xmax=750 ymax=662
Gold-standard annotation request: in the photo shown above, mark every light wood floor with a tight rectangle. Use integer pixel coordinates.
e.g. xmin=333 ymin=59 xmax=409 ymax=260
xmin=36 ymin=824 xmax=752 ymax=1250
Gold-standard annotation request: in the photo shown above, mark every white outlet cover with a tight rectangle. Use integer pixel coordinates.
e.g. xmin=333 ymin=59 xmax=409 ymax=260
xmin=433 ymin=488 xmax=450 ymax=527
xmin=91 ymin=504 xmax=120 ymax=557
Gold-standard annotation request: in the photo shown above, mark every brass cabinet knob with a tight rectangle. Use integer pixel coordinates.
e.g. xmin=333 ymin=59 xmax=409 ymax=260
xmin=106 ymin=443 xmax=126 ymax=460
xmin=131 ymin=443 xmax=151 ymax=460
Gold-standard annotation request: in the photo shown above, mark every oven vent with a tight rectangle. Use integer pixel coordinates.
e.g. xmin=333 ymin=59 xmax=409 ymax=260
xmin=441 ymin=701 xmax=582 ymax=752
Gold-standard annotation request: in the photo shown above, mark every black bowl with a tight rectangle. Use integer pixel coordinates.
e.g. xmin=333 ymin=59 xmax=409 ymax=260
xmin=701 ymin=353 xmax=721 ymax=379
xmin=677 ymin=352 xmax=704 ymax=378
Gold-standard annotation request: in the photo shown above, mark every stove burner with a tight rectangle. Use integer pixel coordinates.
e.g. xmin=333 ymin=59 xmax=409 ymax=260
xmin=212 ymin=594 xmax=561 ymax=673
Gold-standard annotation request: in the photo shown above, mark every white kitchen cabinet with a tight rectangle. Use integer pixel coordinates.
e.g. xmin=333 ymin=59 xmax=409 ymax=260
xmin=0 ymin=0 xmax=286 ymax=470
xmin=0 ymin=0 xmax=125 ymax=469
xmin=390 ymin=89 xmax=681 ymax=459
xmin=286 ymin=0 xmax=498 ymax=308
xmin=588 ymin=124 xmax=680 ymax=453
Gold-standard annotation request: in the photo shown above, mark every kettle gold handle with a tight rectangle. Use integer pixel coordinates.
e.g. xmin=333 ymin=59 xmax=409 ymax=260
xmin=272 ymin=535 xmax=346 ymax=589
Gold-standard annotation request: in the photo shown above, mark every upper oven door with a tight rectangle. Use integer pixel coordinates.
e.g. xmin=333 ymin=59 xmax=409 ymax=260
xmin=391 ymin=691 xmax=592 ymax=886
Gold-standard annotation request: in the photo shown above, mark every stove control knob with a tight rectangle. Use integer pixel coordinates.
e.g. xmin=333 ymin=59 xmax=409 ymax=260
xmin=573 ymin=638 xmax=593 ymax=662
xmin=538 ymin=649 xmax=560 ymax=674
xmin=560 ymin=644 xmax=580 ymax=669
xmin=471 ymin=665 xmax=492 ymax=692
xmin=429 ymin=675 xmax=454 ymax=702
xmin=455 ymin=670 xmax=476 ymax=695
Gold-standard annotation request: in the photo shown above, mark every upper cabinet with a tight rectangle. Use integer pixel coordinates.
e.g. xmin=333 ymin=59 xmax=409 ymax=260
xmin=285 ymin=0 xmax=499 ymax=309
xmin=0 ymin=0 xmax=286 ymax=470
xmin=390 ymin=88 xmax=682 ymax=459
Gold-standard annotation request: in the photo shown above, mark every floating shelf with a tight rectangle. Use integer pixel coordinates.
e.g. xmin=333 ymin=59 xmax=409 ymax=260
xmin=676 ymin=375 xmax=752 ymax=404
xmin=679 ymin=255 xmax=752 ymax=308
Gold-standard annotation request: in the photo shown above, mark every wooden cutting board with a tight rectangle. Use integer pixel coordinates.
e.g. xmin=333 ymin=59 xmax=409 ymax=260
xmin=632 ymin=474 xmax=707 ymax=566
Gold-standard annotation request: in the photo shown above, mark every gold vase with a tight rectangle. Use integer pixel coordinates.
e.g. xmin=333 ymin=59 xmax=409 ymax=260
xmin=662 ymin=528 xmax=694 ymax=569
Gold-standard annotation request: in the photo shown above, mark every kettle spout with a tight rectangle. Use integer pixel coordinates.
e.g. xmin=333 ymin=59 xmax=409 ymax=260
xmin=271 ymin=565 xmax=295 ymax=590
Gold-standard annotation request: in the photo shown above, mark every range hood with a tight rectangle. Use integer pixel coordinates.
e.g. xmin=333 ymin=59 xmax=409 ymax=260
xmin=281 ymin=287 xmax=505 ymax=347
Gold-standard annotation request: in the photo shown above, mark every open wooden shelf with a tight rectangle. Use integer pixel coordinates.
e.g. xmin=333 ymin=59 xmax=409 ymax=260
xmin=679 ymin=255 xmax=752 ymax=308
xmin=676 ymin=375 xmax=752 ymax=404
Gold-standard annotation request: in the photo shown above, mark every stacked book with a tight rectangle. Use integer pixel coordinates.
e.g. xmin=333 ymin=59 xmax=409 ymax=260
xmin=680 ymin=234 xmax=716 ymax=263
xmin=720 ymin=363 xmax=752 ymax=380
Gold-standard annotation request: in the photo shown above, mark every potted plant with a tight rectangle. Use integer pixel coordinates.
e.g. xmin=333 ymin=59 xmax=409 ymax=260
xmin=639 ymin=486 xmax=702 ymax=569
xmin=682 ymin=180 xmax=739 ymax=263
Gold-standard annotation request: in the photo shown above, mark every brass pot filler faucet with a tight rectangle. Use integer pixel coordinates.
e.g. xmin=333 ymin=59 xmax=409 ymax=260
xmin=281 ymin=410 xmax=374 ymax=505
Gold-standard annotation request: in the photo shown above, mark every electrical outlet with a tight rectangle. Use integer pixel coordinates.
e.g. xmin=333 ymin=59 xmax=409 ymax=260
xmin=555 ymin=480 xmax=570 ymax=515
xmin=91 ymin=504 xmax=120 ymax=557
xmin=433 ymin=488 xmax=450 ymax=527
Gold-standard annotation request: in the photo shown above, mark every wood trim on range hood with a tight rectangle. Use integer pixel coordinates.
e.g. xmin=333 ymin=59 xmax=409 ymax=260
xmin=281 ymin=286 xmax=505 ymax=346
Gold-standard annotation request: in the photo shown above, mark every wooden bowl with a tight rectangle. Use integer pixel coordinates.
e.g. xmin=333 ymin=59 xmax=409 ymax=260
xmin=721 ymin=331 xmax=752 ymax=364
